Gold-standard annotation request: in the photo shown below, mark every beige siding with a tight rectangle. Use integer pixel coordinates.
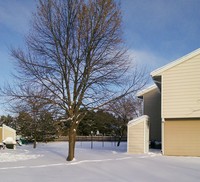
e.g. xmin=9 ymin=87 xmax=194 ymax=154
xmin=162 ymin=54 xmax=200 ymax=118
xmin=0 ymin=128 xmax=2 ymax=142
xmin=164 ymin=119 xmax=200 ymax=156
xmin=128 ymin=116 xmax=149 ymax=154
xmin=143 ymin=88 xmax=161 ymax=142
xmin=2 ymin=125 xmax=16 ymax=141
xmin=128 ymin=121 xmax=144 ymax=154
xmin=144 ymin=120 xmax=149 ymax=153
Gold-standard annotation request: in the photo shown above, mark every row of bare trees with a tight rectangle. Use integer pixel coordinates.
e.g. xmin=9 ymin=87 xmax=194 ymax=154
xmin=1 ymin=0 xmax=148 ymax=161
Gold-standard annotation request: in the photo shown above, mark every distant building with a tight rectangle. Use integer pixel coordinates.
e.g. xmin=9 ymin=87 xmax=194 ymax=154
xmin=0 ymin=124 xmax=16 ymax=148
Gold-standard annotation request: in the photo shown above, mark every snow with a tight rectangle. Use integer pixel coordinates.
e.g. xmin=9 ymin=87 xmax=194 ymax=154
xmin=0 ymin=142 xmax=200 ymax=182
xmin=3 ymin=137 xmax=16 ymax=144
xmin=0 ymin=151 xmax=41 ymax=162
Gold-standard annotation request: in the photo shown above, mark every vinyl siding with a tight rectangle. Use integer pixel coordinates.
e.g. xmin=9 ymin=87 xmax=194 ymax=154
xmin=4 ymin=128 xmax=16 ymax=141
xmin=144 ymin=120 xmax=149 ymax=153
xmin=2 ymin=125 xmax=16 ymax=141
xmin=164 ymin=119 xmax=200 ymax=156
xmin=162 ymin=54 xmax=200 ymax=118
xmin=128 ymin=121 xmax=144 ymax=154
xmin=0 ymin=128 xmax=2 ymax=142
xmin=143 ymin=88 xmax=161 ymax=142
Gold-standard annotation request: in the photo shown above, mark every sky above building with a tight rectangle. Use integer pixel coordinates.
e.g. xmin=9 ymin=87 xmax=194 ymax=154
xmin=1 ymin=0 xmax=200 ymax=115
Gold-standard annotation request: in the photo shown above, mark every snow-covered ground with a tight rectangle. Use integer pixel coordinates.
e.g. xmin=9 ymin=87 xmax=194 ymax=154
xmin=0 ymin=142 xmax=200 ymax=182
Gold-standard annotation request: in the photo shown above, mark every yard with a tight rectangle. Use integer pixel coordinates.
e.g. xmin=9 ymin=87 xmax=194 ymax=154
xmin=0 ymin=142 xmax=200 ymax=182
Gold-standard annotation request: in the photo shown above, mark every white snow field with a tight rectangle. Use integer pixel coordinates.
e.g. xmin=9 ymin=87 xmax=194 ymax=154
xmin=0 ymin=142 xmax=200 ymax=182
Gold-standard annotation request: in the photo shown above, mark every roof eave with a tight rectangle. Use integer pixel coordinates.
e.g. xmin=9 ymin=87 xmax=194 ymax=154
xmin=151 ymin=48 xmax=200 ymax=77
xmin=137 ymin=84 xmax=157 ymax=98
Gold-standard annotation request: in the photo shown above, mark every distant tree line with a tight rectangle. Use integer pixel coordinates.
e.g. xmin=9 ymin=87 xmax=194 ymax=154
xmin=0 ymin=96 xmax=142 ymax=146
xmin=0 ymin=112 xmax=57 ymax=143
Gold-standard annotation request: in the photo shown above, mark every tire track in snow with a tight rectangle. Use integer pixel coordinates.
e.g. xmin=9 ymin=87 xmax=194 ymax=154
xmin=0 ymin=156 xmax=132 ymax=170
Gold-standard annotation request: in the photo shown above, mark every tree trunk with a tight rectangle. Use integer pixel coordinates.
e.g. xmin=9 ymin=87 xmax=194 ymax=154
xmin=117 ymin=127 xmax=125 ymax=147
xmin=117 ymin=135 xmax=122 ymax=147
xmin=67 ymin=127 xmax=77 ymax=161
xmin=33 ymin=138 xmax=37 ymax=148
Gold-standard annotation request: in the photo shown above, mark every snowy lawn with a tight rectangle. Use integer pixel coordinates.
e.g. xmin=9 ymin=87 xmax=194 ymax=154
xmin=0 ymin=142 xmax=200 ymax=182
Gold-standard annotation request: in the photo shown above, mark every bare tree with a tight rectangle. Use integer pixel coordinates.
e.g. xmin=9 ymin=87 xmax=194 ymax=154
xmin=7 ymin=0 xmax=147 ymax=161
xmin=107 ymin=95 xmax=142 ymax=146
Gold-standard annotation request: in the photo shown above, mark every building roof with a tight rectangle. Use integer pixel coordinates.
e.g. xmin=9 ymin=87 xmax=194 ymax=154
xmin=137 ymin=84 xmax=157 ymax=98
xmin=128 ymin=115 xmax=149 ymax=127
xmin=151 ymin=48 xmax=200 ymax=77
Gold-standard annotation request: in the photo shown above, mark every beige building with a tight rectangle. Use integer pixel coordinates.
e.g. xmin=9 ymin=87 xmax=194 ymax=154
xmin=127 ymin=115 xmax=149 ymax=154
xmin=137 ymin=85 xmax=161 ymax=143
xmin=0 ymin=124 xmax=16 ymax=143
xmin=131 ymin=48 xmax=200 ymax=156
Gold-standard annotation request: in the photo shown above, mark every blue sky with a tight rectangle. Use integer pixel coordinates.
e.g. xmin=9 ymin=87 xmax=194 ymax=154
xmin=1 ymin=0 xmax=200 ymax=115
xmin=0 ymin=0 xmax=36 ymax=84
xmin=122 ymin=0 xmax=200 ymax=67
